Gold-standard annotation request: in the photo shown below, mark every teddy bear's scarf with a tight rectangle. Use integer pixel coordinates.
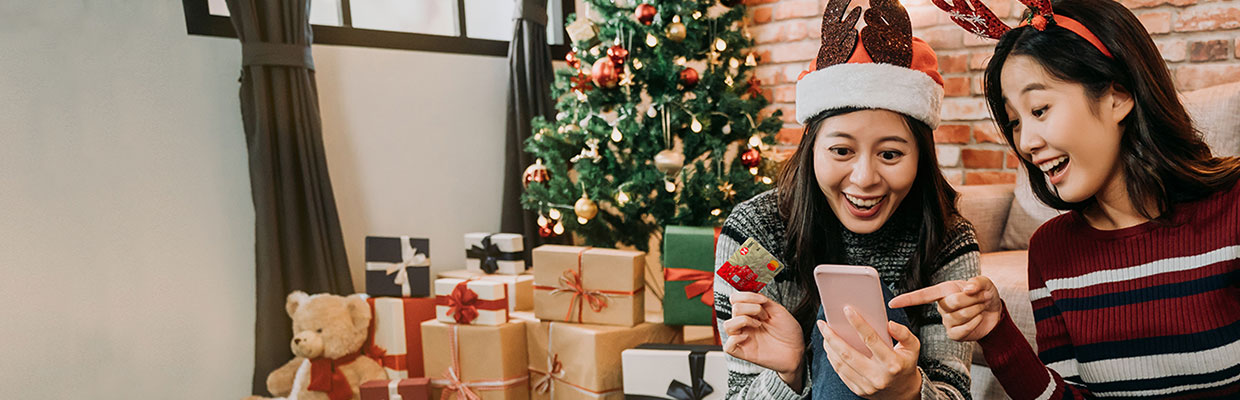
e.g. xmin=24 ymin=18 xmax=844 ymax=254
xmin=308 ymin=351 xmax=363 ymax=400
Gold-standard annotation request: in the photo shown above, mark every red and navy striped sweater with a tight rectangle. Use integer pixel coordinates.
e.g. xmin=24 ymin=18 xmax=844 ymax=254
xmin=978 ymin=180 xmax=1240 ymax=399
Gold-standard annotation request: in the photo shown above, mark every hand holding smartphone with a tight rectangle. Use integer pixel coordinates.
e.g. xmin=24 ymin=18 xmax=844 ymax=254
xmin=814 ymin=264 xmax=890 ymax=357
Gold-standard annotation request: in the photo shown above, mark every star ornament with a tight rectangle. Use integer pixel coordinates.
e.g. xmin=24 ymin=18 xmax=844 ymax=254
xmin=718 ymin=181 xmax=736 ymax=201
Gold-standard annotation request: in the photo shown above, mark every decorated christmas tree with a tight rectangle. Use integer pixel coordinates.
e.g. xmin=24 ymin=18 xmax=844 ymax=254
xmin=521 ymin=0 xmax=783 ymax=251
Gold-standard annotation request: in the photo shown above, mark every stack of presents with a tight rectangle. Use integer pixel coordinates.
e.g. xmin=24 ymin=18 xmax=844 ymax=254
xmin=358 ymin=227 xmax=727 ymax=400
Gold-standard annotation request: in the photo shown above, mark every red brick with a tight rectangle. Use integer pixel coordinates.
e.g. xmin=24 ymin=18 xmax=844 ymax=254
xmin=776 ymin=127 xmax=802 ymax=144
xmin=942 ymin=98 xmax=991 ymax=120
xmin=1120 ymin=0 xmax=1196 ymax=8
xmin=934 ymin=124 xmax=971 ymax=144
xmin=962 ymin=148 xmax=1006 ymax=168
xmin=754 ymin=66 xmax=779 ymax=86
xmin=969 ymin=52 xmax=993 ymax=71
xmin=767 ymin=41 xmax=817 ymax=63
xmin=1189 ymin=40 xmax=1231 ymax=63
xmin=1006 ymin=152 xmax=1021 ymax=169
xmin=772 ymin=85 xmax=796 ymax=103
xmin=943 ymin=169 xmax=964 ymax=185
xmin=973 ymin=122 xmax=1004 ymax=144
xmin=750 ymin=25 xmax=781 ymax=44
xmin=1157 ymin=39 xmax=1187 ymax=62
xmin=923 ymin=27 xmax=964 ymax=50
xmin=1136 ymin=11 xmax=1172 ymax=35
xmin=938 ymin=144 xmax=962 ymax=167
xmin=784 ymin=21 xmax=808 ymax=41
xmin=752 ymin=7 xmax=773 ymax=24
xmin=944 ymin=77 xmax=971 ymax=97
xmin=1175 ymin=64 xmax=1240 ymax=91
xmin=939 ymin=54 xmax=968 ymax=74
xmin=971 ymin=76 xmax=986 ymax=95
xmin=965 ymin=171 xmax=1018 ymax=185
xmin=1174 ymin=5 xmax=1240 ymax=32
xmin=774 ymin=1 xmax=820 ymax=20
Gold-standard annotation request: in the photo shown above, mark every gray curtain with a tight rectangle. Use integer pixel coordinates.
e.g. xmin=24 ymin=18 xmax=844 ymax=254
xmin=223 ymin=0 xmax=354 ymax=394
xmin=501 ymin=0 xmax=564 ymax=252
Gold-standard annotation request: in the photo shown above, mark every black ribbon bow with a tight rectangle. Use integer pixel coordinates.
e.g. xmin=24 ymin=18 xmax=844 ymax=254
xmin=626 ymin=345 xmax=716 ymax=400
xmin=465 ymin=234 xmax=523 ymax=274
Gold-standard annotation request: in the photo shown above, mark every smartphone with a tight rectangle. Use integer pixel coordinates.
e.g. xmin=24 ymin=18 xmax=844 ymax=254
xmin=814 ymin=264 xmax=890 ymax=358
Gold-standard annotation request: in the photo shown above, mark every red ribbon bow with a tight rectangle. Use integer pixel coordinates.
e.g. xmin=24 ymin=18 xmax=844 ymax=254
xmin=664 ymin=268 xmax=714 ymax=306
xmin=532 ymin=354 xmax=564 ymax=394
xmin=444 ymin=281 xmax=481 ymax=324
xmin=556 ymin=269 xmax=611 ymax=321
xmin=308 ymin=352 xmax=363 ymax=400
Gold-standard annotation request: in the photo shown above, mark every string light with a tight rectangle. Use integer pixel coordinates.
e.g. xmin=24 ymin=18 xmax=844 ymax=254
xmin=633 ymin=59 xmax=644 ymax=70
xmin=692 ymin=10 xmax=702 ymax=19
xmin=537 ymin=214 xmax=548 ymax=226
xmin=749 ymin=167 xmax=758 ymax=175
xmin=553 ymin=221 xmax=565 ymax=235
xmin=548 ymin=208 xmax=561 ymax=220
xmin=616 ymin=191 xmax=630 ymax=206
xmin=761 ymin=176 xmax=773 ymax=184
xmin=711 ymin=208 xmax=722 ymax=216
xmin=724 ymin=75 xmax=734 ymax=86
xmin=578 ymin=217 xmax=589 ymax=224
xmin=749 ymin=134 xmax=762 ymax=147
xmin=611 ymin=126 xmax=623 ymax=142
xmin=646 ymin=33 xmax=658 ymax=47
xmin=675 ymin=57 xmax=687 ymax=66
xmin=665 ymin=180 xmax=676 ymax=192
xmin=714 ymin=38 xmax=727 ymax=52
xmin=691 ymin=117 xmax=702 ymax=133
xmin=729 ymin=58 xmax=740 ymax=69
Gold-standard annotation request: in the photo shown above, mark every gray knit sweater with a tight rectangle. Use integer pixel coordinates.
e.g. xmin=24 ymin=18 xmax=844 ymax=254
xmin=713 ymin=190 xmax=979 ymax=400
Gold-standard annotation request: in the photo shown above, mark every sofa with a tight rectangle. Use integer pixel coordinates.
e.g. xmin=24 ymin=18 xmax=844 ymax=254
xmin=952 ymin=81 xmax=1240 ymax=399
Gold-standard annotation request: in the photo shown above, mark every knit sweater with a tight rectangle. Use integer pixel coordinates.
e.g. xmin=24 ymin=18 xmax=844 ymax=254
xmin=978 ymin=180 xmax=1240 ymax=399
xmin=713 ymin=190 xmax=980 ymax=400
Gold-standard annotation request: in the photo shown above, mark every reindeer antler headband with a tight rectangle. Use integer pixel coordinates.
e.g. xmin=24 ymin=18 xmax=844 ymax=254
xmin=795 ymin=0 xmax=945 ymax=128
xmin=933 ymin=0 xmax=1112 ymax=57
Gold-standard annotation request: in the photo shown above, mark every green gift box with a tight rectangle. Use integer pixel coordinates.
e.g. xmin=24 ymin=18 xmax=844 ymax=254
xmin=662 ymin=225 xmax=720 ymax=326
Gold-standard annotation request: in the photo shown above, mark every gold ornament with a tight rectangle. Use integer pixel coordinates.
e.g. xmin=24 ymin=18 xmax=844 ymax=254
xmin=666 ymin=16 xmax=687 ymax=42
xmin=745 ymin=52 xmax=758 ymax=67
xmin=574 ymin=193 xmax=599 ymax=221
xmin=718 ymin=181 xmax=736 ymax=201
xmin=522 ymin=159 xmax=550 ymax=187
xmin=654 ymin=149 xmax=686 ymax=176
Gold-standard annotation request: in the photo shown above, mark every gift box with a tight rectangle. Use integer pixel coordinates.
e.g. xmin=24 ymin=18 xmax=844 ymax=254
xmin=621 ymin=344 xmax=727 ymax=400
xmin=360 ymin=377 xmax=431 ymax=400
xmin=662 ymin=226 xmax=721 ymax=326
xmin=527 ymin=321 xmax=682 ymax=400
xmin=422 ymin=320 xmax=530 ymax=400
xmin=434 ymin=278 xmax=509 ymax=326
xmin=367 ymin=236 xmax=432 ymax=298
xmin=440 ymin=269 xmax=534 ymax=311
xmin=367 ymin=297 xmax=437 ymax=379
xmin=465 ymin=233 xmax=526 ymax=275
xmin=532 ymin=245 xmax=645 ymax=327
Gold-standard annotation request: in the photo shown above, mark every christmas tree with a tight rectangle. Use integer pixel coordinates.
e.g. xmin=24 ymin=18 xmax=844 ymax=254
xmin=521 ymin=0 xmax=783 ymax=251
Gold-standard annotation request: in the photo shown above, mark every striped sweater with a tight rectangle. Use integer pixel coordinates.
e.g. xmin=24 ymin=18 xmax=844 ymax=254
xmin=978 ymin=180 xmax=1240 ymax=399
xmin=713 ymin=190 xmax=979 ymax=400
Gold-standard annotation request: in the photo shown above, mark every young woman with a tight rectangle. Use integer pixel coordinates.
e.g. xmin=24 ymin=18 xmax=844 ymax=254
xmin=714 ymin=0 xmax=979 ymax=398
xmin=892 ymin=0 xmax=1240 ymax=397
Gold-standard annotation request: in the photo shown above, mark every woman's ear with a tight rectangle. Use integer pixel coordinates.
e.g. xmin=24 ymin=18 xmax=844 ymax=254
xmin=1108 ymin=83 xmax=1135 ymax=126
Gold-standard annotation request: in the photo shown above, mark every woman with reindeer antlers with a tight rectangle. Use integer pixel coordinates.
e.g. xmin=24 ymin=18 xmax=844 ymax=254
xmin=716 ymin=0 xmax=980 ymax=398
xmin=891 ymin=0 xmax=1240 ymax=397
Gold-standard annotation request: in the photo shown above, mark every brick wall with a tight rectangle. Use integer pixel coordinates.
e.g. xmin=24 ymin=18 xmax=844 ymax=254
xmin=746 ymin=0 xmax=1240 ymax=185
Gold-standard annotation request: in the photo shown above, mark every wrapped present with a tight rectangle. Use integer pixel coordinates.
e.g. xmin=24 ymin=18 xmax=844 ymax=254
xmin=661 ymin=226 xmax=721 ymax=326
xmin=422 ymin=320 xmax=530 ymax=400
xmin=465 ymin=233 xmax=527 ymax=275
xmin=621 ymin=344 xmax=727 ymax=400
xmin=527 ymin=321 xmax=682 ymax=400
xmin=360 ymin=377 xmax=431 ymax=400
xmin=434 ymin=278 xmax=509 ymax=325
xmin=366 ymin=236 xmax=432 ymax=298
xmin=366 ymin=297 xmax=437 ymax=379
xmin=532 ymin=245 xmax=645 ymax=327
xmin=440 ymin=269 xmax=534 ymax=311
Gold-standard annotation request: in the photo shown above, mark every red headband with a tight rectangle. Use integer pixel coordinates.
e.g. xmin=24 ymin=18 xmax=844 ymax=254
xmin=932 ymin=0 xmax=1112 ymax=58
xmin=1018 ymin=14 xmax=1112 ymax=58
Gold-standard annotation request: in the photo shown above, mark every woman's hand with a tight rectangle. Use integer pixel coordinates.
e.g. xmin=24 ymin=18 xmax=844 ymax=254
xmin=723 ymin=292 xmax=806 ymax=389
xmin=888 ymin=276 xmax=1003 ymax=341
xmin=817 ymin=307 xmax=922 ymax=400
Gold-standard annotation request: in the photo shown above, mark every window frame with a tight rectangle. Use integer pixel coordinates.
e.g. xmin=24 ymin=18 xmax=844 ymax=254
xmin=181 ymin=0 xmax=574 ymax=59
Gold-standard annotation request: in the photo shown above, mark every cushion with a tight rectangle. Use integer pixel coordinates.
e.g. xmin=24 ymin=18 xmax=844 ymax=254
xmin=953 ymin=183 xmax=1015 ymax=253
xmin=1182 ymin=81 xmax=1240 ymax=157
xmin=972 ymin=250 xmax=1035 ymax=367
xmin=999 ymin=167 xmax=1063 ymax=251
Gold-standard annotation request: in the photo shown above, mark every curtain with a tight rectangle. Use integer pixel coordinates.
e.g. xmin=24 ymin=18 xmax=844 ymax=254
xmin=223 ymin=0 xmax=354 ymax=394
xmin=501 ymin=0 xmax=566 ymax=253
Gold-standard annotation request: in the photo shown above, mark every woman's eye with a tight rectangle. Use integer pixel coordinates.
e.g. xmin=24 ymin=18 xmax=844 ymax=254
xmin=1031 ymin=106 xmax=1048 ymax=118
xmin=879 ymin=151 xmax=903 ymax=161
xmin=316 ymin=328 xmax=323 ymax=333
xmin=829 ymin=147 xmax=851 ymax=157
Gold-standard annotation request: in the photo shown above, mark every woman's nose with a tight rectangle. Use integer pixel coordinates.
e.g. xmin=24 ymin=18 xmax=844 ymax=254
xmin=849 ymin=157 xmax=880 ymax=187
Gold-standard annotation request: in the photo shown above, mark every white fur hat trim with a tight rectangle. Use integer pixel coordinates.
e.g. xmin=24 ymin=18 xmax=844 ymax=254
xmin=795 ymin=63 xmax=944 ymax=129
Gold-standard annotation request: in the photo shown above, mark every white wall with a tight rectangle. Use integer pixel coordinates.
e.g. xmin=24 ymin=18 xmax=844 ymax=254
xmin=0 ymin=1 xmax=514 ymax=398
xmin=0 ymin=1 xmax=254 ymax=399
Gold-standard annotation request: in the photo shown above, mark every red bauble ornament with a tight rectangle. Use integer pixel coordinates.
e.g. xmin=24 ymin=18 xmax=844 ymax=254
xmin=635 ymin=4 xmax=656 ymax=25
xmin=565 ymin=51 xmax=580 ymax=69
xmin=522 ymin=160 xmax=550 ymax=188
xmin=539 ymin=224 xmax=554 ymax=237
xmin=607 ymin=45 xmax=629 ymax=66
xmin=740 ymin=147 xmax=762 ymax=168
xmin=679 ymin=67 xmax=700 ymax=89
xmin=592 ymin=58 xmax=619 ymax=89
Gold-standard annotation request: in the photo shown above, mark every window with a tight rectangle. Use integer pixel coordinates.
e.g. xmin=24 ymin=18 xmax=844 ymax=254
xmin=183 ymin=0 xmax=574 ymax=58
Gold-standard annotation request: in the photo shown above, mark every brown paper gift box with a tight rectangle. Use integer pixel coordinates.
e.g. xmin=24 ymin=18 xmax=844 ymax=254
xmin=526 ymin=320 xmax=682 ymax=400
xmin=532 ymin=245 xmax=645 ymax=327
xmin=422 ymin=320 xmax=530 ymax=400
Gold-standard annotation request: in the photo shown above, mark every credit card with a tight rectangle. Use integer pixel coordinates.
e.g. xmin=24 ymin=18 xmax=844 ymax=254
xmin=716 ymin=238 xmax=783 ymax=292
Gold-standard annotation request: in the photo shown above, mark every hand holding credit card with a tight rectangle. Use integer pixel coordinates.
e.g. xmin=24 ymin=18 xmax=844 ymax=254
xmin=717 ymin=238 xmax=784 ymax=292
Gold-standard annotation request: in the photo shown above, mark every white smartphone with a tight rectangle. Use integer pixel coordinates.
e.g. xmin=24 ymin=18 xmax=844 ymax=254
xmin=814 ymin=264 xmax=890 ymax=358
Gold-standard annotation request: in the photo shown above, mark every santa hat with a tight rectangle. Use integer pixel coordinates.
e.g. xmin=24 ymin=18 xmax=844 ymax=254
xmin=795 ymin=0 xmax=945 ymax=128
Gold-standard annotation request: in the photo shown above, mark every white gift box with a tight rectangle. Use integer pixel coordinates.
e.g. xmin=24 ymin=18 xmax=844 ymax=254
xmin=622 ymin=344 xmax=728 ymax=400
xmin=433 ymin=278 xmax=509 ymax=326
xmin=464 ymin=232 xmax=526 ymax=275
xmin=438 ymin=269 xmax=533 ymax=312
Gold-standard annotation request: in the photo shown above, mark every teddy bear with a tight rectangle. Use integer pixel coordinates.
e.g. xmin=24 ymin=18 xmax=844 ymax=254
xmin=245 ymin=291 xmax=388 ymax=400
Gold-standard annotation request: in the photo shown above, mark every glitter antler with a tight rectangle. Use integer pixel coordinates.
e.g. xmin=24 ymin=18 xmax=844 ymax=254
xmin=860 ymin=0 xmax=913 ymax=67
xmin=931 ymin=0 xmax=1012 ymax=39
xmin=816 ymin=0 xmax=862 ymax=70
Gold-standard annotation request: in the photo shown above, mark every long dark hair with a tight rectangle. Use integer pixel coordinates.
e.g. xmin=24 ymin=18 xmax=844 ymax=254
xmin=984 ymin=0 xmax=1240 ymax=219
xmin=776 ymin=107 xmax=960 ymax=338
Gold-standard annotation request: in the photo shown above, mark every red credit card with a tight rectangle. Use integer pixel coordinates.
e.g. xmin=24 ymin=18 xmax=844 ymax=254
xmin=717 ymin=238 xmax=783 ymax=292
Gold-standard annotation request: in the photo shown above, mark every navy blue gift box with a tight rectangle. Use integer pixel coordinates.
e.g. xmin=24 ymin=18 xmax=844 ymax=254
xmin=365 ymin=236 xmax=431 ymax=298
